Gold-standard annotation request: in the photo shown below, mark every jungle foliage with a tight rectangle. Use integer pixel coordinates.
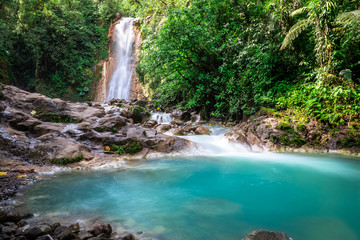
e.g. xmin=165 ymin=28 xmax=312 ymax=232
xmin=0 ymin=0 xmax=121 ymax=100
xmin=1 ymin=0 xmax=360 ymax=127
xmin=138 ymin=0 xmax=360 ymax=126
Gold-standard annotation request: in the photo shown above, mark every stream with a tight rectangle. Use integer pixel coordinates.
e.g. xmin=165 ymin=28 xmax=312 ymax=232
xmin=19 ymin=125 xmax=360 ymax=240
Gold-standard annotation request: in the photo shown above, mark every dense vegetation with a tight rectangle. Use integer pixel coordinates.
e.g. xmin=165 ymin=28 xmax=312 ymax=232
xmin=1 ymin=0 xmax=360 ymax=128
xmin=0 ymin=0 xmax=120 ymax=100
xmin=138 ymin=0 xmax=360 ymax=127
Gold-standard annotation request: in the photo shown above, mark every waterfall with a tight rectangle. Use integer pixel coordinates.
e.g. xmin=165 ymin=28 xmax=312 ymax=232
xmin=106 ymin=18 xmax=135 ymax=101
xmin=150 ymin=112 xmax=174 ymax=124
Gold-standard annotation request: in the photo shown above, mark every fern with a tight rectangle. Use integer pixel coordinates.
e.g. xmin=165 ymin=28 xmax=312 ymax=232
xmin=280 ymin=19 xmax=312 ymax=50
xmin=290 ymin=7 xmax=308 ymax=18
xmin=336 ymin=10 xmax=360 ymax=26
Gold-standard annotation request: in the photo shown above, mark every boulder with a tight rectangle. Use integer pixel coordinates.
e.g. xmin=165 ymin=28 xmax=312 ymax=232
xmin=26 ymin=226 xmax=45 ymax=239
xmin=78 ymin=230 xmax=93 ymax=240
xmin=96 ymin=114 xmax=127 ymax=132
xmin=154 ymin=124 xmax=171 ymax=133
xmin=195 ymin=125 xmax=211 ymax=135
xmin=87 ymin=221 xmax=112 ymax=237
xmin=168 ymin=128 xmax=184 ymax=136
xmin=143 ymin=120 xmax=158 ymax=128
xmin=54 ymin=226 xmax=74 ymax=240
xmin=242 ymin=229 xmax=291 ymax=240
xmin=122 ymin=233 xmax=136 ymax=240
xmin=128 ymin=106 xmax=151 ymax=124
xmin=182 ymin=124 xmax=197 ymax=133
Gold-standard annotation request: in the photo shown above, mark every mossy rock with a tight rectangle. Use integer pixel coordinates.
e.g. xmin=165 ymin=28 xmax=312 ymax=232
xmin=276 ymin=122 xmax=292 ymax=131
xmin=123 ymin=140 xmax=142 ymax=154
xmin=129 ymin=106 xmax=151 ymax=124
xmin=296 ymin=124 xmax=306 ymax=133
xmin=103 ymin=139 xmax=143 ymax=155
xmin=0 ymin=84 xmax=5 ymax=101
xmin=50 ymin=155 xmax=83 ymax=165
xmin=338 ymin=135 xmax=360 ymax=148
xmin=35 ymin=112 xmax=78 ymax=123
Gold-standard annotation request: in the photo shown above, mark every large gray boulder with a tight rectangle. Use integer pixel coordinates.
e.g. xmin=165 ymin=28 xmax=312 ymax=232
xmin=242 ymin=229 xmax=291 ymax=240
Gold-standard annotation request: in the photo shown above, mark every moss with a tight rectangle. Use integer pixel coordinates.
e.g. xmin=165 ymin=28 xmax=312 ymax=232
xmin=0 ymin=85 xmax=4 ymax=100
xmin=50 ymin=154 xmax=83 ymax=165
xmin=103 ymin=139 xmax=143 ymax=155
xmin=274 ymin=112 xmax=284 ymax=118
xmin=330 ymin=128 xmax=339 ymax=137
xmin=256 ymin=107 xmax=276 ymax=117
xmin=94 ymin=127 xmax=105 ymax=132
xmin=123 ymin=140 xmax=142 ymax=154
xmin=272 ymin=122 xmax=306 ymax=147
xmin=110 ymin=144 xmax=125 ymax=154
xmin=338 ymin=134 xmax=360 ymax=148
xmin=35 ymin=112 xmax=78 ymax=123
xmin=272 ymin=133 xmax=306 ymax=147
xmin=296 ymin=124 xmax=306 ymax=133
xmin=276 ymin=122 xmax=292 ymax=131
xmin=130 ymin=106 xmax=151 ymax=124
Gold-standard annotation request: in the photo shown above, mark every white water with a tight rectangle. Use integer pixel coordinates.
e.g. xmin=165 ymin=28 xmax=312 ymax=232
xmin=106 ymin=18 xmax=136 ymax=101
xmin=178 ymin=125 xmax=250 ymax=155
xmin=150 ymin=112 xmax=173 ymax=124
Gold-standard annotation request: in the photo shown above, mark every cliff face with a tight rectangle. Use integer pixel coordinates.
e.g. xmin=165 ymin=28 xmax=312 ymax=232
xmin=93 ymin=20 xmax=119 ymax=102
xmin=94 ymin=19 xmax=146 ymax=102
xmin=130 ymin=20 xmax=147 ymax=100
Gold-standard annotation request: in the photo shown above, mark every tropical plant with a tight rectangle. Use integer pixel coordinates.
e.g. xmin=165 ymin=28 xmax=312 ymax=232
xmin=280 ymin=0 xmax=360 ymax=76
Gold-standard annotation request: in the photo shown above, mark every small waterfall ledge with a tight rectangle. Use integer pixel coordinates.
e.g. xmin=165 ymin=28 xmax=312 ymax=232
xmin=94 ymin=17 xmax=146 ymax=102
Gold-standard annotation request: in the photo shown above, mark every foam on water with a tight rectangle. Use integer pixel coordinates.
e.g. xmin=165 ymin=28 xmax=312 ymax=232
xmin=150 ymin=112 xmax=173 ymax=124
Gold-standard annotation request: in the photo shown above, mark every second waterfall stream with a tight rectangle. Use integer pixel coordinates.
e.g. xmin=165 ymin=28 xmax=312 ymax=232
xmin=107 ymin=18 xmax=136 ymax=101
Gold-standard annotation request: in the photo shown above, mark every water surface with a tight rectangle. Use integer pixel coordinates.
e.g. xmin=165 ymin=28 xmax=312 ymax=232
xmin=22 ymin=153 xmax=360 ymax=240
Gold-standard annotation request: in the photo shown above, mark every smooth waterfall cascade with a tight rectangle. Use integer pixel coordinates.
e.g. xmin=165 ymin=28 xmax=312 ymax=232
xmin=106 ymin=18 xmax=135 ymax=101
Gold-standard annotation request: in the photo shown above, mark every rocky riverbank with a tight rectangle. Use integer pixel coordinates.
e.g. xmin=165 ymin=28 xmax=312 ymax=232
xmin=0 ymin=84 xmax=195 ymax=168
xmin=225 ymin=112 xmax=360 ymax=156
xmin=0 ymin=208 xmax=291 ymax=240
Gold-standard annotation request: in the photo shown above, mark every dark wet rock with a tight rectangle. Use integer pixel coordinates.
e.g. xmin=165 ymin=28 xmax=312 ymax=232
xmin=179 ymin=111 xmax=191 ymax=122
xmin=242 ymin=229 xmax=291 ymax=240
xmin=35 ymin=235 xmax=53 ymax=240
xmin=69 ymin=222 xmax=80 ymax=232
xmin=87 ymin=221 xmax=112 ymax=237
xmin=87 ymin=237 xmax=100 ymax=240
xmin=78 ymin=230 xmax=93 ymax=240
xmin=4 ymin=221 xmax=17 ymax=227
xmin=17 ymin=219 xmax=28 ymax=227
xmin=26 ymin=226 xmax=45 ymax=239
xmin=54 ymin=226 xmax=75 ymax=240
xmin=121 ymin=233 xmax=136 ymax=240
xmin=127 ymin=106 xmax=151 ymax=124
xmin=52 ymin=223 xmax=61 ymax=231
xmin=2 ymin=226 xmax=16 ymax=235
xmin=0 ymin=234 xmax=10 ymax=240
xmin=0 ymin=211 xmax=21 ymax=223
